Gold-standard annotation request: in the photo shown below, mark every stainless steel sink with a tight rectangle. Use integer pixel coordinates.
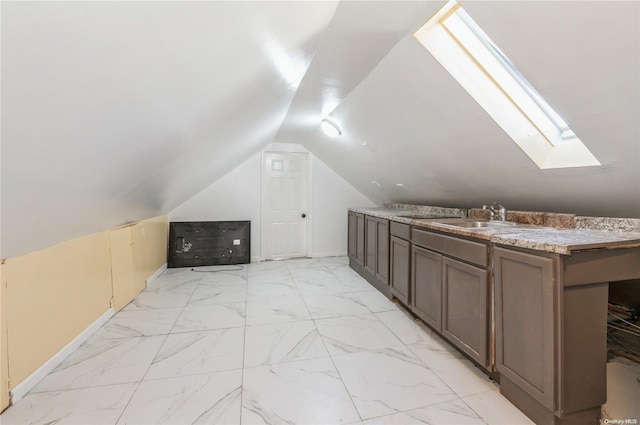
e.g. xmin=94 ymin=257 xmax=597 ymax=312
xmin=453 ymin=220 xmax=519 ymax=228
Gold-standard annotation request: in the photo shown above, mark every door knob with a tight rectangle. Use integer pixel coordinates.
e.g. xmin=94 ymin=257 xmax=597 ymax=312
xmin=301 ymin=213 xmax=306 ymax=218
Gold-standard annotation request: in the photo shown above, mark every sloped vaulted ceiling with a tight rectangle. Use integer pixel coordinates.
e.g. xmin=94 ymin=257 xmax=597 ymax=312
xmin=1 ymin=1 xmax=338 ymax=258
xmin=2 ymin=1 xmax=639 ymax=259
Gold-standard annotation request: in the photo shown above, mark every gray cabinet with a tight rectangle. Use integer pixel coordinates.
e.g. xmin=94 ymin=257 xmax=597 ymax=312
xmin=389 ymin=221 xmax=412 ymax=307
xmin=347 ymin=210 xmax=640 ymax=425
xmin=348 ymin=213 xmax=390 ymax=296
xmin=390 ymin=236 xmax=410 ymax=305
xmin=494 ymin=248 xmax=555 ymax=411
xmin=364 ymin=216 xmax=390 ymax=284
xmin=442 ymin=257 xmax=488 ymax=367
xmin=364 ymin=215 xmax=377 ymax=275
xmin=492 ymin=246 xmax=640 ymax=425
xmin=411 ymin=244 xmax=442 ymax=331
xmin=356 ymin=213 xmax=365 ymax=265
xmin=347 ymin=212 xmax=365 ymax=266
xmin=375 ymin=218 xmax=389 ymax=284
xmin=411 ymin=228 xmax=490 ymax=367
xmin=348 ymin=212 xmax=357 ymax=260
xmin=390 ymin=222 xmax=411 ymax=305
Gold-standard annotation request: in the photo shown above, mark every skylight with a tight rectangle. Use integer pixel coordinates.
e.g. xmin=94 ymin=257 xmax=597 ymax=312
xmin=413 ymin=0 xmax=600 ymax=169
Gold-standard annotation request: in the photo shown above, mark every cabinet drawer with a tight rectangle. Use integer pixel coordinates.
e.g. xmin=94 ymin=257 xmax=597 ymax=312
xmin=411 ymin=228 xmax=488 ymax=267
xmin=390 ymin=221 xmax=410 ymax=239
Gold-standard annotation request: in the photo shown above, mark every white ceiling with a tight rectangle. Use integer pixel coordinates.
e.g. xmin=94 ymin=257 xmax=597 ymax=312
xmin=2 ymin=1 xmax=639 ymax=258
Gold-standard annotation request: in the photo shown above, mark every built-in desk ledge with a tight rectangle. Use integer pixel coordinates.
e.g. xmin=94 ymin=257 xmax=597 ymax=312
xmin=490 ymin=228 xmax=640 ymax=255
xmin=350 ymin=204 xmax=640 ymax=255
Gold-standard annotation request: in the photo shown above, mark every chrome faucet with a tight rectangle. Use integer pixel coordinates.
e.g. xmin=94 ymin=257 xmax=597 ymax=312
xmin=482 ymin=203 xmax=507 ymax=221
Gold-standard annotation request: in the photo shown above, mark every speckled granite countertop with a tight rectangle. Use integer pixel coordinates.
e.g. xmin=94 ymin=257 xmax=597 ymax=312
xmin=350 ymin=206 xmax=640 ymax=255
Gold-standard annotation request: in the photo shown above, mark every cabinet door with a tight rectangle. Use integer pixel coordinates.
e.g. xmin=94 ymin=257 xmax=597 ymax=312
xmin=348 ymin=212 xmax=357 ymax=260
xmin=494 ymin=247 xmax=555 ymax=410
xmin=355 ymin=214 xmax=365 ymax=265
xmin=390 ymin=236 xmax=410 ymax=305
xmin=412 ymin=245 xmax=442 ymax=332
xmin=375 ymin=218 xmax=389 ymax=284
xmin=364 ymin=215 xmax=377 ymax=275
xmin=442 ymin=257 xmax=488 ymax=367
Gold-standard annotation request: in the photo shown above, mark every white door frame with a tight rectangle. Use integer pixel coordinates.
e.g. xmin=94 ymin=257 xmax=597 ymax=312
xmin=260 ymin=147 xmax=312 ymax=261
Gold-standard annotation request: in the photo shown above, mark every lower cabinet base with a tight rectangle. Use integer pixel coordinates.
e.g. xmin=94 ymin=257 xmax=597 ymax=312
xmin=422 ymin=318 xmax=496 ymax=378
xmin=501 ymin=377 xmax=601 ymax=425
xmin=349 ymin=258 xmax=391 ymax=299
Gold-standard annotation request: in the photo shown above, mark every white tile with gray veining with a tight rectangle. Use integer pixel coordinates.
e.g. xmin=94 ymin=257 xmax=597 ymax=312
xmin=352 ymin=288 xmax=399 ymax=313
xmin=245 ymin=292 xmax=311 ymax=326
xmin=302 ymin=291 xmax=372 ymax=319
xmin=363 ymin=399 xmax=487 ymax=425
xmin=147 ymin=272 xmax=201 ymax=291
xmin=247 ymin=270 xmax=295 ymax=287
xmin=32 ymin=336 xmax=165 ymax=392
xmin=242 ymin=358 xmax=360 ymax=425
xmin=295 ymin=278 xmax=352 ymax=295
xmin=289 ymin=267 xmax=338 ymax=283
xmin=172 ymin=302 xmax=245 ymax=332
xmin=247 ymin=278 xmax=299 ymax=296
xmin=333 ymin=348 xmax=458 ymax=420
xmin=244 ymin=321 xmax=328 ymax=367
xmin=197 ymin=270 xmax=248 ymax=286
xmin=462 ymin=391 xmax=534 ymax=424
xmin=376 ymin=309 xmax=433 ymax=345
xmin=3 ymin=256 xmax=551 ymax=425
xmin=124 ymin=281 xmax=198 ymax=310
xmin=336 ymin=271 xmax=379 ymax=291
xmin=93 ymin=307 xmax=183 ymax=339
xmin=0 ymin=383 xmax=137 ymax=425
xmin=146 ymin=328 xmax=244 ymax=379
xmin=409 ymin=341 xmax=498 ymax=398
xmin=315 ymin=314 xmax=405 ymax=355
xmin=319 ymin=255 xmax=350 ymax=270
xmin=117 ymin=370 xmax=242 ymax=425
xmin=189 ymin=283 xmax=247 ymax=306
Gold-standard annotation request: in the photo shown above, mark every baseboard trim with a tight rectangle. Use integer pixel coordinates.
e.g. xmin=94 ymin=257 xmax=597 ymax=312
xmin=252 ymin=253 xmax=347 ymax=262
xmin=310 ymin=252 xmax=347 ymax=258
xmin=10 ymin=308 xmax=115 ymax=404
xmin=146 ymin=263 xmax=167 ymax=288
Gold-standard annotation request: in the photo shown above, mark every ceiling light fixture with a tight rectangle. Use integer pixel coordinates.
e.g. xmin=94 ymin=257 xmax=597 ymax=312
xmin=321 ymin=118 xmax=342 ymax=137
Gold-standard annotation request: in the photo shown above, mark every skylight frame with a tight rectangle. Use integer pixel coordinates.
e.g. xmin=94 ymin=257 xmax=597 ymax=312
xmin=413 ymin=0 xmax=600 ymax=169
xmin=454 ymin=8 xmax=575 ymax=144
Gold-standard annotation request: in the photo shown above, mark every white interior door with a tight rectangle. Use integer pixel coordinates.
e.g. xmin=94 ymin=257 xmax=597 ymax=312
xmin=262 ymin=152 xmax=308 ymax=260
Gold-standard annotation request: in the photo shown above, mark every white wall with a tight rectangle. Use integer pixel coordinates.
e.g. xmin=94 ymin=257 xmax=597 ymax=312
xmin=311 ymin=155 xmax=376 ymax=257
xmin=169 ymin=153 xmax=262 ymax=261
xmin=169 ymin=146 xmax=376 ymax=260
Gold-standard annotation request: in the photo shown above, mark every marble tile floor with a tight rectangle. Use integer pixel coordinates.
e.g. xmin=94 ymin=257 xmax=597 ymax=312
xmin=1 ymin=256 xmax=534 ymax=425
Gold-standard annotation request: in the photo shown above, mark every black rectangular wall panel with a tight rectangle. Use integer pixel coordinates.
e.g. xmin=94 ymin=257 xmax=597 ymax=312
xmin=168 ymin=221 xmax=251 ymax=267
